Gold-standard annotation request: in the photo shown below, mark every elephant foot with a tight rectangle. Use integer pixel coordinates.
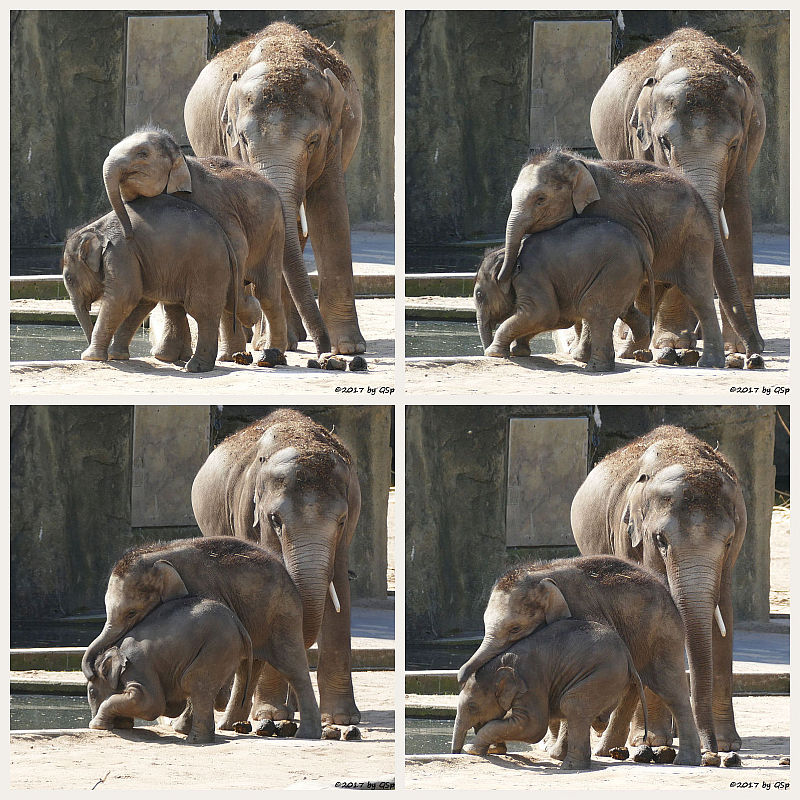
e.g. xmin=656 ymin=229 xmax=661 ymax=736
xmin=724 ymin=339 xmax=746 ymax=355
xmin=585 ymin=358 xmax=614 ymax=372
xmin=510 ymin=340 xmax=531 ymax=357
xmin=560 ymin=757 xmax=591 ymax=771
xmin=332 ymin=337 xmax=367 ymax=356
xmin=81 ymin=346 xmax=108 ymax=362
xmin=548 ymin=740 xmax=569 ymax=761
xmin=89 ymin=716 xmax=112 ymax=730
xmin=187 ymin=728 xmax=215 ymax=744
xmin=185 ymin=356 xmax=216 ymax=373
xmin=326 ymin=319 xmax=366 ymax=355
xmin=463 ymin=743 xmax=488 ymax=756
xmin=172 ymin=712 xmax=193 ymax=736
xmin=151 ymin=341 xmax=184 ymax=363
xmin=296 ymin=719 xmax=323 ymax=740
xmin=321 ymin=697 xmax=360 ymax=726
xmin=674 ymin=747 xmax=702 ymax=766
xmin=629 ymin=729 xmax=672 ymax=748
xmin=252 ymin=702 xmax=293 ymax=722
xmin=697 ymin=350 xmax=725 ymax=369
xmin=653 ymin=331 xmax=696 ymax=351
xmin=487 ymin=742 xmax=507 ymax=755
xmin=217 ymin=350 xmax=236 ymax=363
xmin=217 ymin=714 xmax=240 ymax=732
xmin=107 ymin=347 xmax=130 ymax=360
xmin=714 ymin=724 xmax=742 ymax=752
xmin=484 ymin=344 xmax=509 ymax=359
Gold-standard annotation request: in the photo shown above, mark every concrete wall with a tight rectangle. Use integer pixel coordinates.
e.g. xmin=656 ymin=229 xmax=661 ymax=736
xmin=11 ymin=405 xmax=392 ymax=620
xmin=406 ymin=405 xmax=777 ymax=643
xmin=406 ymin=10 xmax=789 ymax=244
xmin=10 ymin=9 xmax=393 ymax=260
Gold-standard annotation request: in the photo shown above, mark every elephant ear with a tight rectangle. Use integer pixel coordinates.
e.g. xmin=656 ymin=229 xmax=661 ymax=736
xmin=622 ymin=473 xmax=649 ymax=549
xmin=221 ymin=74 xmax=242 ymax=153
xmin=629 ymin=77 xmax=656 ymax=152
xmin=98 ymin=647 xmax=127 ymax=690
xmin=166 ymin=152 xmax=192 ymax=194
xmin=568 ymin=160 xmax=600 ymax=214
xmin=78 ymin=231 xmax=105 ymax=273
xmin=539 ymin=578 xmax=571 ymax=624
xmin=324 ymin=68 xmax=347 ymax=142
xmin=494 ymin=658 xmax=526 ymax=711
xmin=153 ymin=560 xmax=189 ymax=602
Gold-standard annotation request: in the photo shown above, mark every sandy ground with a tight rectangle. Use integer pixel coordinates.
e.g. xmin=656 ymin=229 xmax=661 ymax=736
xmin=405 ymin=298 xmax=789 ymax=395
xmin=770 ymin=503 xmax=790 ymax=612
xmin=10 ymin=298 xmax=395 ymax=396
xmin=404 ymin=696 xmax=788 ymax=790
xmin=10 ymin=670 xmax=394 ymax=790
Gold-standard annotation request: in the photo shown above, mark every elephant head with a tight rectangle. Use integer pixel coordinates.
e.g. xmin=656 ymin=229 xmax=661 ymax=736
xmin=61 ymin=226 xmax=109 ymax=344
xmin=457 ymin=576 xmax=570 ymax=684
xmin=498 ymin=152 xmax=599 ymax=282
xmin=103 ymin=127 xmax=192 ymax=241
xmin=452 ymin=652 xmax=526 ymax=753
xmin=250 ymin=439 xmax=360 ymax=648
xmin=81 ymin=558 xmax=188 ymax=679
xmin=473 ymin=247 xmax=516 ymax=348
xmin=618 ymin=432 xmax=746 ymax=738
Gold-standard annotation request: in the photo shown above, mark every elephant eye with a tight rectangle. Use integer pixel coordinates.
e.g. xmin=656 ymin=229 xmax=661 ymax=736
xmin=476 ymin=289 xmax=483 ymax=301
xmin=658 ymin=135 xmax=671 ymax=155
xmin=535 ymin=196 xmax=547 ymax=206
xmin=307 ymin=134 xmax=321 ymax=151
xmin=126 ymin=609 xmax=138 ymax=619
xmin=654 ymin=532 xmax=668 ymax=550
xmin=137 ymin=151 xmax=148 ymax=159
xmin=268 ymin=512 xmax=282 ymax=536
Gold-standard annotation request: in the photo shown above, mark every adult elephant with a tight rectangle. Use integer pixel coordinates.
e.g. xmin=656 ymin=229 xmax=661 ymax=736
xmin=191 ymin=409 xmax=361 ymax=725
xmin=185 ymin=21 xmax=365 ymax=355
xmin=591 ymin=28 xmax=766 ymax=354
xmin=571 ymin=425 xmax=746 ymax=752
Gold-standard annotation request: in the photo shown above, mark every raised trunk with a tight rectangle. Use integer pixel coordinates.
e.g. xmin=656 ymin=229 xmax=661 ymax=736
xmin=102 ymin=158 xmax=134 ymax=240
xmin=71 ymin=296 xmax=94 ymax=344
xmin=81 ymin=621 xmax=124 ymax=679
xmin=499 ymin=209 xmax=529 ymax=282
xmin=457 ymin=636 xmax=503 ymax=684
xmin=451 ymin=710 xmax=470 ymax=753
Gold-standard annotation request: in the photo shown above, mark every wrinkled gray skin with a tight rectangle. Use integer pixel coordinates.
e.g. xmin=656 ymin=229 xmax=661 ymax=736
xmin=185 ymin=22 xmax=365 ymax=355
xmin=571 ymin=425 xmax=746 ymax=752
xmin=87 ymin=597 xmax=253 ymax=744
xmin=453 ymin=620 xmax=647 ymax=770
xmin=458 ymin=555 xmax=701 ymax=764
xmin=591 ymin=28 xmax=766 ymax=354
xmin=81 ymin=537 xmax=321 ymax=738
xmin=103 ymin=127 xmax=285 ymax=359
xmin=498 ymin=149 xmax=761 ymax=367
xmin=475 ymin=218 xmax=654 ymax=371
xmin=191 ymin=409 xmax=361 ymax=725
xmin=62 ymin=195 xmax=239 ymax=373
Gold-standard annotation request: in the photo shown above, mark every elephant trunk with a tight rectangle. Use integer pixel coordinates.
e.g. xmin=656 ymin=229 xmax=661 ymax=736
xmin=477 ymin=309 xmax=494 ymax=349
xmin=82 ymin=621 xmax=124 ymax=679
xmin=451 ymin=709 xmax=470 ymax=753
xmin=252 ymin=160 xmax=330 ymax=354
xmin=284 ymin=542 xmax=336 ymax=648
xmin=71 ymin=296 xmax=94 ymax=344
xmin=102 ymin=157 xmax=134 ymax=240
xmin=457 ymin=636 xmax=503 ymax=684
xmin=498 ymin=207 xmax=529 ymax=282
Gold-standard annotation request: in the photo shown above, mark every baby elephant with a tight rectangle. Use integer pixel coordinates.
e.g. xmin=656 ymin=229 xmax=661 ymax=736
xmin=87 ymin=597 xmax=252 ymax=744
xmin=474 ymin=217 xmax=654 ymax=371
xmin=452 ymin=619 xmax=646 ymax=770
xmin=63 ymin=194 xmax=245 ymax=372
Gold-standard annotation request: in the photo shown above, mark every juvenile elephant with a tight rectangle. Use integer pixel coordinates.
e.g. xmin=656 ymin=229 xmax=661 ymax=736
xmin=497 ymin=148 xmax=761 ymax=367
xmin=81 ymin=537 xmax=321 ymax=738
xmin=458 ymin=555 xmax=701 ymax=764
xmin=185 ymin=22 xmax=365 ymax=355
xmin=191 ymin=409 xmax=361 ymax=725
xmin=474 ymin=217 xmax=654 ymax=371
xmin=452 ymin=620 xmax=647 ymax=770
xmin=62 ymin=195 xmax=241 ymax=373
xmin=571 ymin=425 xmax=746 ymax=752
xmin=103 ymin=126 xmax=286 ymax=359
xmin=591 ymin=28 xmax=766 ymax=354
xmin=87 ymin=597 xmax=253 ymax=744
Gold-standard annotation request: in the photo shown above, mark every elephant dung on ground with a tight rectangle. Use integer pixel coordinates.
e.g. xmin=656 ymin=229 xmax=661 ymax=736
xmin=498 ymin=148 xmax=761 ymax=367
xmin=185 ymin=21 xmax=365 ymax=355
xmin=102 ymin=126 xmax=285 ymax=360
xmin=474 ymin=217 xmax=653 ymax=371
xmin=458 ymin=555 xmax=701 ymax=764
xmin=87 ymin=597 xmax=253 ymax=744
xmin=81 ymin=537 xmax=321 ymax=738
xmin=191 ymin=408 xmax=361 ymax=725
xmin=571 ymin=425 xmax=746 ymax=752
xmin=62 ymin=195 xmax=240 ymax=373
xmin=452 ymin=619 xmax=647 ymax=770
xmin=591 ymin=27 xmax=766 ymax=354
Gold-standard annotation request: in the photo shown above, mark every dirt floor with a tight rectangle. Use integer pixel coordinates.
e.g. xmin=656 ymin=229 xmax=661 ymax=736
xmin=405 ymin=298 xmax=789 ymax=395
xmin=10 ymin=298 xmax=395 ymax=396
xmin=9 ymin=671 xmax=395 ymax=790
xmin=405 ymin=696 xmax=789 ymax=790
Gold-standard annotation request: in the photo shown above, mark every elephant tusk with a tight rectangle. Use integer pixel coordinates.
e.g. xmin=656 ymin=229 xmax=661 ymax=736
xmin=715 ymin=605 xmax=727 ymax=637
xmin=329 ymin=581 xmax=341 ymax=613
xmin=253 ymin=491 xmax=259 ymax=529
xmin=720 ymin=208 xmax=729 ymax=240
xmin=299 ymin=202 xmax=308 ymax=237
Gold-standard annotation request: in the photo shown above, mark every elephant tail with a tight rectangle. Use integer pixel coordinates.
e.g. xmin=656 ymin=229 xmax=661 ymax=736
xmin=641 ymin=252 xmax=655 ymax=341
xmin=220 ymin=227 xmax=240 ymax=334
xmin=627 ymin=649 xmax=648 ymax=743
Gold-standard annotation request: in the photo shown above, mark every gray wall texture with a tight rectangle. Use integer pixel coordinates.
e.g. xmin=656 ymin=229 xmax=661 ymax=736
xmin=10 ymin=9 xmax=394 ymax=258
xmin=11 ymin=405 xmax=392 ymax=620
xmin=406 ymin=9 xmax=789 ymax=244
xmin=406 ymin=405 xmax=778 ymax=643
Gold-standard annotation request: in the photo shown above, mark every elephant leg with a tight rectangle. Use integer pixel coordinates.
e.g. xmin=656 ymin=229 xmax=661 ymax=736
xmin=218 ymin=660 xmax=263 ymax=730
xmin=619 ymin=303 xmax=652 ymax=356
xmin=571 ymin=320 xmax=592 ymax=363
xmin=82 ymin=297 xmax=138 ymax=362
xmin=185 ymin=314 xmax=220 ymax=373
xmin=484 ymin=312 xmax=536 ymax=358
xmin=185 ymin=693 xmax=216 ymax=744
xmin=90 ymin=684 xmax=162 ymax=730
xmin=279 ymin=279 xmax=306 ymax=351
xmin=251 ymin=661 xmax=293 ymax=721
xmin=712 ymin=573 xmax=740 ymax=751
xmin=316 ymin=548 xmax=359 ymax=725
xmin=629 ymin=688 xmax=673 ymax=746
xmin=594 ymin=683 xmax=639 ymax=756
xmin=108 ymin=299 xmax=156 ymax=359
xmin=651 ymin=286 xmax=697 ymax=351
xmin=251 ymin=260 xmax=289 ymax=353
xmin=217 ymin=309 xmax=247 ymax=361
xmin=559 ymin=714 xmax=592 ymax=771
xmin=675 ymin=279 xmax=725 ymax=368
xmin=151 ymin=304 xmax=192 ymax=362
xmin=509 ymin=335 xmax=532 ymax=357
xmin=465 ymin=711 xmax=541 ymax=757
xmin=305 ymin=163 xmax=365 ymax=355
xmin=548 ymin=719 xmax=569 ymax=761
xmin=172 ymin=699 xmax=193 ymax=735
xmin=583 ymin=313 xmax=616 ymax=372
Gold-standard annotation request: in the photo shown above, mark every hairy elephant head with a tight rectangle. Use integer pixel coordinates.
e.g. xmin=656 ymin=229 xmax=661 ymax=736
xmin=473 ymin=247 xmax=516 ymax=348
xmin=62 ymin=226 xmax=109 ymax=344
xmin=498 ymin=151 xmax=599 ymax=282
xmin=457 ymin=575 xmax=570 ymax=685
xmin=81 ymin=557 xmax=188 ymax=679
xmin=452 ymin=652 xmax=526 ymax=753
xmin=103 ymin=127 xmax=192 ymax=240
xmin=250 ymin=438 xmax=360 ymax=648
